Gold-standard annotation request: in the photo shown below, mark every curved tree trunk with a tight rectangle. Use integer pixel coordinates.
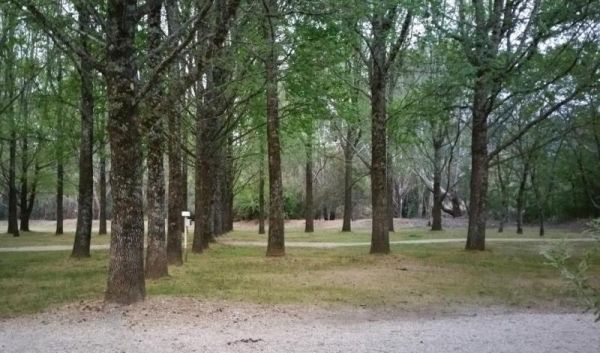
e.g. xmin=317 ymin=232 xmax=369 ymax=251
xmin=104 ymin=0 xmax=145 ymax=304
xmin=72 ymin=4 xmax=94 ymax=258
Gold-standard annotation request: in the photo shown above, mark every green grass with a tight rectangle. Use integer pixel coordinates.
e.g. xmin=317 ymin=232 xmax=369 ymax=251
xmin=0 ymin=226 xmax=586 ymax=249
xmin=1 ymin=238 xmax=597 ymax=317
xmin=221 ymin=226 xmax=588 ymax=243
xmin=0 ymin=231 xmax=110 ymax=247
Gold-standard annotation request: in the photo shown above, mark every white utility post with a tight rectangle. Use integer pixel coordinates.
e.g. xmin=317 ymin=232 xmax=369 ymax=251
xmin=181 ymin=211 xmax=191 ymax=262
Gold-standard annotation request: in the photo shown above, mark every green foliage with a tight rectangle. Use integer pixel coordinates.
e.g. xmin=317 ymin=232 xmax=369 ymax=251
xmin=543 ymin=219 xmax=600 ymax=321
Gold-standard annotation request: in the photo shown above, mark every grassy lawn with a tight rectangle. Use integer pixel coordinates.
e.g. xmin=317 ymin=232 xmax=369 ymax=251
xmin=0 ymin=225 xmax=588 ymax=248
xmin=0 ymin=231 xmax=110 ymax=247
xmin=221 ymin=226 xmax=588 ymax=243
xmin=1 ymin=239 xmax=597 ymax=317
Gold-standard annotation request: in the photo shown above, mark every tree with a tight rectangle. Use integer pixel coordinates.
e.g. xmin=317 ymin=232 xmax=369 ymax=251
xmin=71 ymin=3 xmax=94 ymax=258
xmin=430 ymin=0 xmax=600 ymax=250
xmin=263 ymin=0 xmax=285 ymax=256
xmin=353 ymin=2 xmax=413 ymax=253
xmin=144 ymin=0 xmax=168 ymax=279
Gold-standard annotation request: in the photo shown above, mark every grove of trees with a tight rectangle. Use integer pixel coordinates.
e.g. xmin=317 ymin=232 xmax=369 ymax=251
xmin=1 ymin=0 xmax=599 ymax=303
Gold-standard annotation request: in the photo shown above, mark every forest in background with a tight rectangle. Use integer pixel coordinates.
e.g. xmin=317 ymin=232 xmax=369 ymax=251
xmin=1 ymin=0 xmax=599 ymax=302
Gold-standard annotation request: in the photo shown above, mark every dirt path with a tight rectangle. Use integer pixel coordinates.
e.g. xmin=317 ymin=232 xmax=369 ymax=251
xmin=0 ymin=237 xmax=594 ymax=252
xmin=0 ymin=299 xmax=597 ymax=353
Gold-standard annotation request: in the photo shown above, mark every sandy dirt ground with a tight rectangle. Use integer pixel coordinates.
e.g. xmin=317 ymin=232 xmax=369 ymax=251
xmin=0 ymin=298 xmax=598 ymax=353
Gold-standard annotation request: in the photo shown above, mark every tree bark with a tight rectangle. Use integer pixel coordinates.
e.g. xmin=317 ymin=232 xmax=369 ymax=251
xmin=144 ymin=0 xmax=168 ymax=279
xmin=72 ymin=4 xmax=94 ymax=258
xmin=193 ymin=68 xmax=216 ymax=253
xmin=222 ymin=135 xmax=234 ymax=232
xmin=55 ymin=66 xmax=64 ymax=236
xmin=387 ymin=158 xmax=395 ymax=232
xmin=341 ymin=128 xmax=356 ymax=232
xmin=258 ymin=141 xmax=266 ymax=235
xmin=530 ymin=167 xmax=545 ymax=237
xmin=304 ymin=138 xmax=314 ymax=233
xmin=8 ymin=129 xmax=19 ymax=236
xmin=431 ymin=140 xmax=443 ymax=231
xmin=56 ymin=160 xmax=64 ymax=235
xmin=369 ymin=14 xmax=389 ymax=254
xmin=516 ymin=161 xmax=529 ymax=235
xmin=182 ymin=151 xmax=188 ymax=213
xmin=264 ymin=0 xmax=284 ymax=256
xmin=99 ymin=152 xmax=107 ymax=235
xmin=496 ymin=158 xmax=507 ymax=233
xmin=4 ymin=17 xmax=19 ymax=237
xmin=212 ymin=166 xmax=224 ymax=237
xmin=20 ymin=136 xmax=29 ymax=232
xmin=165 ymin=0 xmax=183 ymax=265
xmin=465 ymin=73 xmax=489 ymax=251
xmin=104 ymin=0 xmax=145 ymax=304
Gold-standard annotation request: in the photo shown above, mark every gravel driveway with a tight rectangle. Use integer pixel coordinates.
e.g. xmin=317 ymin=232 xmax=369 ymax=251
xmin=1 ymin=299 xmax=598 ymax=353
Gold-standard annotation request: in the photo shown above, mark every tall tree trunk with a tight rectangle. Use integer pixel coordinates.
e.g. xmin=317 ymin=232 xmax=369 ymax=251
xmin=516 ymin=161 xmax=529 ymax=235
xmin=222 ymin=135 xmax=234 ymax=232
xmin=25 ymin=161 xmax=40 ymax=226
xmin=55 ymin=65 xmax=64 ymax=236
xmin=258 ymin=143 xmax=266 ymax=235
xmin=8 ymin=129 xmax=19 ymax=236
xmin=165 ymin=0 xmax=184 ymax=265
xmin=530 ymin=167 xmax=545 ymax=237
xmin=341 ymin=131 xmax=354 ymax=232
xmin=387 ymin=159 xmax=395 ymax=232
xmin=496 ymin=158 xmax=507 ymax=233
xmin=20 ymin=136 xmax=29 ymax=232
xmin=182 ymin=151 xmax=188 ymax=212
xmin=56 ymin=160 xmax=64 ymax=235
xmin=99 ymin=152 xmax=107 ymax=235
xmin=264 ymin=0 xmax=284 ymax=256
xmin=212 ymin=168 xmax=223 ymax=237
xmin=369 ymin=18 xmax=389 ymax=254
xmin=465 ymin=75 xmax=489 ymax=251
xmin=193 ymin=70 xmax=216 ymax=253
xmin=4 ymin=16 xmax=18 ymax=237
xmin=304 ymin=138 xmax=314 ymax=233
xmin=431 ymin=140 xmax=443 ymax=231
xmin=538 ymin=209 xmax=545 ymax=236
xmin=72 ymin=5 xmax=94 ymax=258
xmin=104 ymin=0 xmax=145 ymax=304
xmin=144 ymin=0 xmax=168 ymax=279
